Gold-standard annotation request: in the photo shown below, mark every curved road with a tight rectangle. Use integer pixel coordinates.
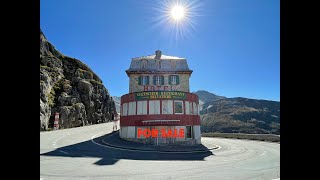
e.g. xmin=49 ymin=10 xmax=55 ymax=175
xmin=40 ymin=122 xmax=280 ymax=180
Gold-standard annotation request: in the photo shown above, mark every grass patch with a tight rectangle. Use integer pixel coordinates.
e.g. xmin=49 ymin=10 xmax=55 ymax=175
xmin=90 ymin=79 xmax=103 ymax=85
xmin=201 ymin=132 xmax=280 ymax=143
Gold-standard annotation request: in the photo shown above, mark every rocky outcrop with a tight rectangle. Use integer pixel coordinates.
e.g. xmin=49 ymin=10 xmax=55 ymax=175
xmin=40 ymin=29 xmax=116 ymax=131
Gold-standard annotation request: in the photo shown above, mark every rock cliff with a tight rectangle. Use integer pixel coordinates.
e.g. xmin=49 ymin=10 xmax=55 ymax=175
xmin=40 ymin=29 xmax=116 ymax=131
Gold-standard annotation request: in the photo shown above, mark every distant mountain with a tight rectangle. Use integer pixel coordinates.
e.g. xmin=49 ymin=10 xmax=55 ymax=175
xmin=194 ymin=90 xmax=227 ymax=103
xmin=193 ymin=90 xmax=226 ymax=111
xmin=40 ymin=29 xmax=116 ymax=131
xmin=194 ymin=90 xmax=280 ymax=135
xmin=112 ymin=96 xmax=121 ymax=113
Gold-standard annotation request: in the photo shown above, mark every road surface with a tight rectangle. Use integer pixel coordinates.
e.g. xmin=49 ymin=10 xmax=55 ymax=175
xmin=40 ymin=122 xmax=280 ymax=180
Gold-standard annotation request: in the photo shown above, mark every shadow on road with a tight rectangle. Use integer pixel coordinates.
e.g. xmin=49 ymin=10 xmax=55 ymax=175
xmin=40 ymin=131 xmax=214 ymax=166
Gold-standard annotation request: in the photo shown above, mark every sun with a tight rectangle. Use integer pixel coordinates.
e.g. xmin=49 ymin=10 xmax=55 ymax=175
xmin=148 ymin=0 xmax=202 ymax=41
xmin=171 ymin=5 xmax=185 ymax=21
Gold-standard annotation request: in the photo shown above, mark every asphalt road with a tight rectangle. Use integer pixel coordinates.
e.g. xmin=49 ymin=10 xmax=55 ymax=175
xmin=40 ymin=122 xmax=280 ymax=180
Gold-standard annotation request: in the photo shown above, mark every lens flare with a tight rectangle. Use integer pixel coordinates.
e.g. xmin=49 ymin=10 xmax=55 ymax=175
xmin=148 ymin=0 xmax=203 ymax=43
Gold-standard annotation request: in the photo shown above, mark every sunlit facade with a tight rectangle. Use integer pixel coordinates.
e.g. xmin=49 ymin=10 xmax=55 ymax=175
xmin=120 ymin=50 xmax=201 ymax=145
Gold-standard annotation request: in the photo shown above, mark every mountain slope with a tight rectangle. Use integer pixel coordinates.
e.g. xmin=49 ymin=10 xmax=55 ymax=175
xmin=194 ymin=90 xmax=280 ymax=135
xmin=194 ymin=90 xmax=227 ymax=103
xmin=40 ymin=29 xmax=116 ymax=131
xmin=194 ymin=90 xmax=226 ymax=111
xmin=112 ymin=96 xmax=121 ymax=113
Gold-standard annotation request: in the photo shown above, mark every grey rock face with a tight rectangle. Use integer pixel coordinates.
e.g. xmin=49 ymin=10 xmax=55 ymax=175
xmin=40 ymin=29 xmax=116 ymax=131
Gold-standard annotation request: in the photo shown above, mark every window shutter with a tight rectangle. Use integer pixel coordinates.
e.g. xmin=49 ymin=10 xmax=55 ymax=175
xmin=168 ymin=75 xmax=172 ymax=85
xmin=146 ymin=76 xmax=149 ymax=85
xmin=138 ymin=76 xmax=142 ymax=85
xmin=161 ymin=75 xmax=164 ymax=85
xmin=176 ymin=75 xmax=180 ymax=85
xmin=153 ymin=75 xmax=156 ymax=85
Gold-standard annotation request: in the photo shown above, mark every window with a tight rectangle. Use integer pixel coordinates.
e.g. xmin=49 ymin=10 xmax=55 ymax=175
xmin=171 ymin=76 xmax=176 ymax=85
xmin=156 ymin=76 xmax=161 ymax=85
xmin=189 ymin=101 xmax=193 ymax=114
xmin=128 ymin=102 xmax=136 ymax=115
xmin=169 ymin=75 xmax=179 ymax=85
xmin=193 ymin=102 xmax=198 ymax=115
xmin=153 ymin=75 xmax=164 ymax=85
xmin=185 ymin=101 xmax=190 ymax=115
xmin=162 ymin=100 xmax=173 ymax=114
xmin=138 ymin=76 xmax=149 ymax=85
xmin=174 ymin=101 xmax=183 ymax=114
xmin=149 ymin=100 xmax=160 ymax=114
xmin=137 ymin=101 xmax=147 ymax=115
xmin=142 ymin=76 xmax=148 ymax=85
xmin=186 ymin=126 xmax=192 ymax=138
xmin=122 ymin=103 xmax=128 ymax=116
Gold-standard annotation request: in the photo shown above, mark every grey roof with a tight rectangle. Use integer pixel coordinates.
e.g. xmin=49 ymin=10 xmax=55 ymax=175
xmin=127 ymin=51 xmax=192 ymax=73
xmin=132 ymin=54 xmax=185 ymax=60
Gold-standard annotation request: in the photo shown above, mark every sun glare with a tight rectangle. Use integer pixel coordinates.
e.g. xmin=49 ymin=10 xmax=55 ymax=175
xmin=149 ymin=0 xmax=202 ymax=42
xmin=171 ymin=5 xmax=185 ymax=21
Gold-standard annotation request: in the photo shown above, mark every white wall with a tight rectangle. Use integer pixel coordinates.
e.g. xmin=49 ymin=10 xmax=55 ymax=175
xmin=193 ymin=102 xmax=198 ymax=115
xmin=193 ymin=125 xmax=201 ymax=140
xmin=185 ymin=101 xmax=190 ymax=115
xmin=120 ymin=126 xmax=135 ymax=139
xmin=128 ymin=102 xmax=136 ymax=115
xmin=137 ymin=101 xmax=148 ymax=115
xmin=122 ymin=103 xmax=128 ymax=116
xmin=120 ymin=126 xmax=128 ymax=138
xmin=149 ymin=100 xmax=160 ymax=114
xmin=127 ymin=126 xmax=135 ymax=138
xmin=162 ymin=100 xmax=173 ymax=114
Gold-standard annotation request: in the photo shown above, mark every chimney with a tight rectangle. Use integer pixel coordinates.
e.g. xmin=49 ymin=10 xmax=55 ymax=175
xmin=155 ymin=50 xmax=162 ymax=59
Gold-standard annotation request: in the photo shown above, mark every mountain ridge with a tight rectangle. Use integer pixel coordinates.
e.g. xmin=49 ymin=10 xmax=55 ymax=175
xmin=194 ymin=90 xmax=280 ymax=134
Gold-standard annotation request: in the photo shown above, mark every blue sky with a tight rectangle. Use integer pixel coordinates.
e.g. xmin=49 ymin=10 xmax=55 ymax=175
xmin=40 ymin=0 xmax=280 ymax=101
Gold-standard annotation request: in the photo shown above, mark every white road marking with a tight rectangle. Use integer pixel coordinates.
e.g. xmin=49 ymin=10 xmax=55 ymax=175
xmin=51 ymin=133 xmax=73 ymax=149
xmin=91 ymin=132 xmax=219 ymax=154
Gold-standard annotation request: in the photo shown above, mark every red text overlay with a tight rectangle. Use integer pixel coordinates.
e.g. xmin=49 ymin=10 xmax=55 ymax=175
xmin=137 ymin=128 xmax=184 ymax=138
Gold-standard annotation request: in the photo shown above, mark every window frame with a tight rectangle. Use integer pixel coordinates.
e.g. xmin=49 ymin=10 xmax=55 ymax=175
xmin=156 ymin=76 xmax=161 ymax=85
xmin=186 ymin=126 xmax=192 ymax=139
xmin=174 ymin=100 xmax=184 ymax=114
xmin=162 ymin=100 xmax=173 ymax=114
xmin=122 ymin=103 xmax=128 ymax=116
xmin=171 ymin=76 xmax=177 ymax=85
xmin=149 ymin=100 xmax=160 ymax=115
xmin=137 ymin=101 xmax=148 ymax=115
xmin=141 ymin=76 xmax=148 ymax=85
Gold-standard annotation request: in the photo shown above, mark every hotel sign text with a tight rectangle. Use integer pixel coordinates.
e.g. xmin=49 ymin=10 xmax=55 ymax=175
xmin=135 ymin=91 xmax=186 ymax=100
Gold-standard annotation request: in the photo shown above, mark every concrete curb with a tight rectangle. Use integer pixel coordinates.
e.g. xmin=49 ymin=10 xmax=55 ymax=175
xmin=100 ymin=132 xmax=219 ymax=153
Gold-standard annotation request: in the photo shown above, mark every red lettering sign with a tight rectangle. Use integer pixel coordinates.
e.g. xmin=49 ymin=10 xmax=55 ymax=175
xmin=137 ymin=128 xmax=184 ymax=138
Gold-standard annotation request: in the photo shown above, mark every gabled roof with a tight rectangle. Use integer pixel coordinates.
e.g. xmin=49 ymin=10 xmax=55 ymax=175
xmin=132 ymin=54 xmax=185 ymax=60
xmin=126 ymin=50 xmax=192 ymax=74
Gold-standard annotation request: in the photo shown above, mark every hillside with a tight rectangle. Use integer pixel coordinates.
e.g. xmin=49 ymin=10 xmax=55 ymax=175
xmin=40 ymin=29 xmax=116 ymax=131
xmin=112 ymin=96 xmax=121 ymax=113
xmin=193 ymin=90 xmax=226 ymax=110
xmin=195 ymin=91 xmax=280 ymax=134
